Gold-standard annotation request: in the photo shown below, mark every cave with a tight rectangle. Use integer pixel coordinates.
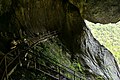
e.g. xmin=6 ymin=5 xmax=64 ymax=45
xmin=0 ymin=0 xmax=120 ymax=80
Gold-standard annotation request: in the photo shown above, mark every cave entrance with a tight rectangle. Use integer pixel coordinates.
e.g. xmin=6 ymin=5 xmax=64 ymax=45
xmin=85 ymin=20 xmax=120 ymax=65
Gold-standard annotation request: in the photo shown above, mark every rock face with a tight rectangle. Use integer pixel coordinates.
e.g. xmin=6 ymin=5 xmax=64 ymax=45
xmin=78 ymin=26 xmax=120 ymax=79
xmin=70 ymin=0 xmax=120 ymax=24
xmin=0 ymin=0 xmax=120 ymax=80
xmin=83 ymin=0 xmax=120 ymax=24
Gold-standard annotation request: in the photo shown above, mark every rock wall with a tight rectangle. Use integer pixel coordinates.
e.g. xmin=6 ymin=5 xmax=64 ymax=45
xmin=69 ymin=0 xmax=120 ymax=23
xmin=78 ymin=26 xmax=120 ymax=79
xmin=0 ymin=0 xmax=120 ymax=79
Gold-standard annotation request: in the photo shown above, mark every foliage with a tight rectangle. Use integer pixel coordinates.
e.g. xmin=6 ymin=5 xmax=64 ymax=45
xmin=34 ymin=37 xmax=85 ymax=80
xmin=85 ymin=20 xmax=120 ymax=65
xmin=10 ymin=34 xmax=105 ymax=80
xmin=10 ymin=37 xmax=86 ymax=80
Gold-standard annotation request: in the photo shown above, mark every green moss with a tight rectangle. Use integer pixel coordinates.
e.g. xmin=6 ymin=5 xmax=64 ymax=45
xmin=30 ymin=37 xmax=87 ymax=80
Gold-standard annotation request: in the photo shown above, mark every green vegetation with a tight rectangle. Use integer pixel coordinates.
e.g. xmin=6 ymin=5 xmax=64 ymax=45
xmin=33 ymin=37 xmax=86 ymax=80
xmin=10 ymin=37 xmax=87 ymax=80
xmin=85 ymin=20 xmax=120 ymax=65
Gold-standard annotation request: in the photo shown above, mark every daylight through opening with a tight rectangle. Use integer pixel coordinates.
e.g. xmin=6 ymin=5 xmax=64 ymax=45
xmin=85 ymin=20 xmax=120 ymax=65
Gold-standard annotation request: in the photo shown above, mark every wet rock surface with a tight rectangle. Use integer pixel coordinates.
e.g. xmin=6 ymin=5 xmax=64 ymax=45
xmin=77 ymin=26 xmax=120 ymax=79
